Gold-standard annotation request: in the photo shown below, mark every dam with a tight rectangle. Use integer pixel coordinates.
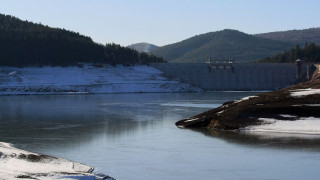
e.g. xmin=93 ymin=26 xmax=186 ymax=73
xmin=151 ymin=62 xmax=306 ymax=91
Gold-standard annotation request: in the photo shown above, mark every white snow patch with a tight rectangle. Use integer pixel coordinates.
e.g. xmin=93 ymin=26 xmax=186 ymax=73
xmin=279 ymin=114 xmax=298 ymax=118
xmin=234 ymin=96 xmax=258 ymax=103
xmin=0 ymin=65 xmax=202 ymax=95
xmin=221 ymin=104 xmax=229 ymax=108
xmin=184 ymin=118 xmax=199 ymax=122
xmin=0 ymin=142 xmax=111 ymax=180
xmin=290 ymin=88 xmax=320 ymax=98
xmin=241 ymin=117 xmax=320 ymax=135
xmin=217 ymin=110 xmax=224 ymax=115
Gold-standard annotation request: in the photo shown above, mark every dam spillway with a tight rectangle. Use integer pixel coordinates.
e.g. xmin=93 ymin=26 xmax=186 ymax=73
xmin=151 ymin=63 xmax=303 ymax=91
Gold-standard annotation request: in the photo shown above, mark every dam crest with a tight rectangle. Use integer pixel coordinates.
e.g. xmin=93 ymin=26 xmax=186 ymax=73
xmin=151 ymin=62 xmax=307 ymax=91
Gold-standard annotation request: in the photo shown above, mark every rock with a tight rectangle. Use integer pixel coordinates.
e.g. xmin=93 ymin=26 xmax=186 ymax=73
xmin=16 ymin=175 xmax=38 ymax=179
xmin=176 ymin=66 xmax=320 ymax=130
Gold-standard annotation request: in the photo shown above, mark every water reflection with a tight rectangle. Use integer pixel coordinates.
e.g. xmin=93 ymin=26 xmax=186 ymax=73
xmin=194 ymin=128 xmax=320 ymax=151
xmin=0 ymin=95 xmax=160 ymax=150
xmin=1 ymin=92 xmax=250 ymax=151
xmin=3 ymin=92 xmax=320 ymax=180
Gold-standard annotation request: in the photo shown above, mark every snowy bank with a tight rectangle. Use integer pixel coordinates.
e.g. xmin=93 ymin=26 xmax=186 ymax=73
xmin=176 ymin=76 xmax=320 ymax=130
xmin=0 ymin=65 xmax=203 ymax=95
xmin=290 ymin=88 xmax=320 ymax=97
xmin=0 ymin=142 xmax=114 ymax=180
xmin=241 ymin=117 xmax=320 ymax=135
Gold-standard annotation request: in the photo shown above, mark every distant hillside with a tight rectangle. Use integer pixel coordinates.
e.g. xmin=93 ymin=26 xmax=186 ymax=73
xmin=127 ymin=42 xmax=158 ymax=53
xmin=0 ymin=14 xmax=165 ymax=66
xmin=255 ymin=28 xmax=320 ymax=45
xmin=150 ymin=29 xmax=294 ymax=63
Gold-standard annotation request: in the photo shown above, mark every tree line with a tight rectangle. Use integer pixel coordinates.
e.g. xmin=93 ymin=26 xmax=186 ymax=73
xmin=260 ymin=43 xmax=320 ymax=63
xmin=0 ymin=14 xmax=166 ymax=67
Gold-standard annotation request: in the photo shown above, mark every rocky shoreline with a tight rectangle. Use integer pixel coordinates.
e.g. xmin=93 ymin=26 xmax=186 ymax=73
xmin=176 ymin=67 xmax=320 ymax=130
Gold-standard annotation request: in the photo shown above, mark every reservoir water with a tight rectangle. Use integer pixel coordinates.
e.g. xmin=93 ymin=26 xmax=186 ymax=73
xmin=1 ymin=92 xmax=320 ymax=180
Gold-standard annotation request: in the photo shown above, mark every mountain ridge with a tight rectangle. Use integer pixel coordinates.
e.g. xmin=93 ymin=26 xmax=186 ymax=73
xmin=255 ymin=27 xmax=320 ymax=45
xmin=150 ymin=29 xmax=294 ymax=63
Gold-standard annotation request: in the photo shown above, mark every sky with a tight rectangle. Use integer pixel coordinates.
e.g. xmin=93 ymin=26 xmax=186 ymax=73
xmin=1 ymin=0 xmax=320 ymax=46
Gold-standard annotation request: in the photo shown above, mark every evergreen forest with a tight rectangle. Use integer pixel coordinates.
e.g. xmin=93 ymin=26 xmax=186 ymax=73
xmin=260 ymin=43 xmax=320 ymax=63
xmin=0 ymin=14 xmax=165 ymax=67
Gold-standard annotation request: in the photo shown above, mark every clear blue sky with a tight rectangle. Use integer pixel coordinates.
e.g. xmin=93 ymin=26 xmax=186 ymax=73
xmin=1 ymin=0 xmax=320 ymax=46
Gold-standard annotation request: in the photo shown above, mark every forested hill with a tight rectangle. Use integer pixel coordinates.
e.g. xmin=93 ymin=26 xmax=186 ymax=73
xmin=260 ymin=43 xmax=320 ymax=63
xmin=150 ymin=29 xmax=294 ymax=63
xmin=255 ymin=28 xmax=320 ymax=46
xmin=0 ymin=14 xmax=165 ymax=66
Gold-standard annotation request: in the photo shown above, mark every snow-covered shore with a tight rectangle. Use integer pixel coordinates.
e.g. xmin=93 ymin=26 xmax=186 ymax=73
xmin=0 ymin=65 xmax=203 ymax=95
xmin=0 ymin=142 xmax=114 ymax=180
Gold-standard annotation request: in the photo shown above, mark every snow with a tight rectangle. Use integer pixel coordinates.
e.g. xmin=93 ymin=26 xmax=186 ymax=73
xmin=0 ymin=65 xmax=202 ymax=95
xmin=0 ymin=142 xmax=113 ymax=180
xmin=184 ymin=118 xmax=199 ymax=122
xmin=241 ymin=117 xmax=320 ymax=135
xmin=279 ymin=114 xmax=298 ymax=118
xmin=217 ymin=110 xmax=224 ymax=115
xmin=234 ymin=96 xmax=258 ymax=103
xmin=290 ymin=88 xmax=320 ymax=97
xmin=305 ymin=104 xmax=320 ymax=106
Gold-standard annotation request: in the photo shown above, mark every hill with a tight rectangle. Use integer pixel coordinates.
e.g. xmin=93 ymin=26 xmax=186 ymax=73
xmin=0 ymin=14 xmax=165 ymax=66
xmin=127 ymin=42 xmax=158 ymax=53
xmin=150 ymin=29 xmax=294 ymax=63
xmin=255 ymin=28 xmax=320 ymax=45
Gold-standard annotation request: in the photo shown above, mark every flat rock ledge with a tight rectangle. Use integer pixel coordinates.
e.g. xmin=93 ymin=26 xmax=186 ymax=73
xmin=176 ymin=71 xmax=320 ymax=130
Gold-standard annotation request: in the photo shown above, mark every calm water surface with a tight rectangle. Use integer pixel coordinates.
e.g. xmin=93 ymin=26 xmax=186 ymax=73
xmin=1 ymin=92 xmax=320 ymax=180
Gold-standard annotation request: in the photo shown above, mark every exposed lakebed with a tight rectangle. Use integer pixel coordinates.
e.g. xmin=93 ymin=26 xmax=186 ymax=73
xmin=1 ymin=92 xmax=320 ymax=180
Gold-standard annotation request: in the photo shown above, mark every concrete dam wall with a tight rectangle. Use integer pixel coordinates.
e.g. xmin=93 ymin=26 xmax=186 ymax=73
xmin=151 ymin=63 xmax=304 ymax=91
